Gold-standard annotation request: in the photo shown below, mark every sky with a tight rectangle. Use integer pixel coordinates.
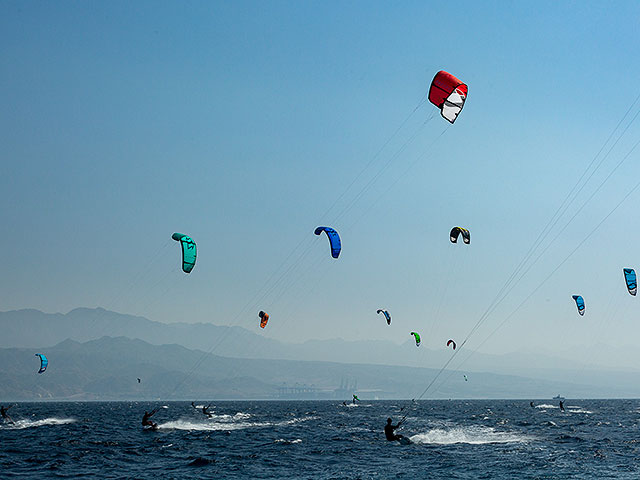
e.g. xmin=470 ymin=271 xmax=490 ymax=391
xmin=2 ymin=1 xmax=640 ymax=366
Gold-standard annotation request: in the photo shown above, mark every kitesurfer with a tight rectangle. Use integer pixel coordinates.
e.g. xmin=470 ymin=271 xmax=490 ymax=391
xmin=384 ymin=418 xmax=407 ymax=443
xmin=559 ymin=401 xmax=565 ymax=412
xmin=1 ymin=405 xmax=14 ymax=423
xmin=202 ymin=404 xmax=213 ymax=418
xmin=141 ymin=408 xmax=158 ymax=429
xmin=191 ymin=402 xmax=197 ymax=410
xmin=342 ymin=401 xmax=347 ymax=406
xmin=530 ymin=401 xmax=534 ymax=408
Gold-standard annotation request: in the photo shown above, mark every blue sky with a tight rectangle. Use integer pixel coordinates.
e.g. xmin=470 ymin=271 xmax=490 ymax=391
xmin=2 ymin=1 xmax=640 ymax=363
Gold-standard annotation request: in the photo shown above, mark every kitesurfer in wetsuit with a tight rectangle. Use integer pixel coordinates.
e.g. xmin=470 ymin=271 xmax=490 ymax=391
xmin=342 ymin=401 xmax=347 ymax=406
xmin=202 ymin=404 xmax=213 ymax=418
xmin=142 ymin=408 xmax=158 ymax=428
xmin=191 ymin=402 xmax=197 ymax=410
xmin=530 ymin=401 xmax=534 ymax=408
xmin=1 ymin=405 xmax=14 ymax=424
xmin=384 ymin=418 xmax=407 ymax=443
xmin=559 ymin=401 xmax=565 ymax=412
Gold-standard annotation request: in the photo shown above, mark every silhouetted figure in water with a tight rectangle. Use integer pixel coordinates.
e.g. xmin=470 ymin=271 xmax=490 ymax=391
xmin=1 ymin=405 xmax=14 ymax=424
xmin=141 ymin=409 xmax=158 ymax=428
xmin=530 ymin=401 xmax=534 ymax=408
xmin=559 ymin=401 xmax=565 ymax=412
xmin=342 ymin=401 xmax=347 ymax=406
xmin=191 ymin=402 xmax=197 ymax=410
xmin=202 ymin=404 xmax=213 ymax=418
xmin=384 ymin=418 xmax=407 ymax=443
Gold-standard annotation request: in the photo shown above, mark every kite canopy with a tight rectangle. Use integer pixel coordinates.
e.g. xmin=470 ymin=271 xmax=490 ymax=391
xmin=314 ymin=226 xmax=341 ymax=258
xmin=410 ymin=332 xmax=421 ymax=347
xmin=429 ymin=71 xmax=468 ymax=124
xmin=35 ymin=353 xmax=48 ymax=374
xmin=450 ymin=227 xmax=470 ymax=244
xmin=172 ymin=233 xmax=197 ymax=274
xmin=259 ymin=310 xmax=269 ymax=329
xmin=572 ymin=295 xmax=585 ymax=316
xmin=447 ymin=339 xmax=457 ymax=350
xmin=377 ymin=309 xmax=391 ymax=325
xmin=624 ymin=268 xmax=637 ymax=296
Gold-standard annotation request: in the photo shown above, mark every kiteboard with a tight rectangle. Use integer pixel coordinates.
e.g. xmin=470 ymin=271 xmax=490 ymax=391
xmin=397 ymin=436 xmax=412 ymax=445
xmin=143 ymin=423 xmax=159 ymax=432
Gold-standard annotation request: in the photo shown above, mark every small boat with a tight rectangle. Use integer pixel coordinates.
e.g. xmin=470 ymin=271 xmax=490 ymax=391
xmin=552 ymin=395 xmax=565 ymax=400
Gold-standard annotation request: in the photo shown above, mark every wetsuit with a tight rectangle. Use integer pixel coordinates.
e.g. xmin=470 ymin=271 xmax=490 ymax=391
xmin=202 ymin=405 xmax=213 ymax=418
xmin=559 ymin=401 xmax=565 ymax=412
xmin=1 ymin=406 xmax=13 ymax=423
xmin=384 ymin=422 xmax=403 ymax=441
xmin=142 ymin=409 xmax=157 ymax=427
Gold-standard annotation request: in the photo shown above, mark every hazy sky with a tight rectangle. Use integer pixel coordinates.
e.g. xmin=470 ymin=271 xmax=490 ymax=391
xmin=3 ymin=1 xmax=640 ymax=365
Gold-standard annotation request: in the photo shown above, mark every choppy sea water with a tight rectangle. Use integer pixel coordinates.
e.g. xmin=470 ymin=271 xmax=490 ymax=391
xmin=1 ymin=400 xmax=640 ymax=479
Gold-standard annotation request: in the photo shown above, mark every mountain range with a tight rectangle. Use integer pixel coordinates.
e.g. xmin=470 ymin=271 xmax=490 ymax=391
xmin=1 ymin=307 xmax=639 ymax=400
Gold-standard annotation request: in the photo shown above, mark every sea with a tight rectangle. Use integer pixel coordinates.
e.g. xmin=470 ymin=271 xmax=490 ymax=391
xmin=1 ymin=399 xmax=639 ymax=479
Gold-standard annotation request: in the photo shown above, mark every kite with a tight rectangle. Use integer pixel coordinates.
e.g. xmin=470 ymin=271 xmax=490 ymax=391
xmin=377 ymin=309 xmax=391 ymax=325
xmin=35 ymin=353 xmax=48 ymax=374
xmin=259 ymin=311 xmax=269 ymax=329
xmin=172 ymin=233 xmax=197 ymax=273
xmin=411 ymin=332 xmax=421 ymax=347
xmin=429 ymin=71 xmax=468 ymax=124
xmin=624 ymin=268 xmax=637 ymax=296
xmin=447 ymin=339 xmax=456 ymax=350
xmin=450 ymin=227 xmax=470 ymax=244
xmin=572 ymin=295 xmax=585 ymax=316
xmin=314 ymin=227 xmax=341 ymax=258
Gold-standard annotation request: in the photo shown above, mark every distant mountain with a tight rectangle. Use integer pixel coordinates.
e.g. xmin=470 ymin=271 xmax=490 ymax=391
xmin=0 ymin=336 xmax=626 ymax=402
xmin=2 ymin=307 xmax=639 ymax=393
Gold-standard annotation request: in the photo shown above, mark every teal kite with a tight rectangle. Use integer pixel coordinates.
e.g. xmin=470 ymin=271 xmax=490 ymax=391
xmin=623 ymin=268 xmax=637 ymax=296
xmin=35 ymin=353 xmax=48 ymax=374
xmin=172 ymin=233 xmax=197 ymax=273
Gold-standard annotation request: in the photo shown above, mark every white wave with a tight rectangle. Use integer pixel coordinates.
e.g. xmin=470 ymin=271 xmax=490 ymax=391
xmin=203 ymin=412 xmax=251 ymax=422
xmin=536 ymin=404 xmax=558 ymax=409
xmin=3 ymin=418 xmax=76 ymax=429
xmin=157 ymin=416 xmax=315 ymax=432
xmin=410 ymin=426 xmax=531 ymax=445
xmin=274 ymin=438 xmax=302 ymax=444
xmin=567 ymin=408 xmax=593 ymax=414
xmin=161 ymin=405 xmax=169 ymax=409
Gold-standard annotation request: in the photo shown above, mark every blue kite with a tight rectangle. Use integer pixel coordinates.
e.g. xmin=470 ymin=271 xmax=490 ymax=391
xmin=571 ymin=295 xmax=585 ymax=316
xmin=35 ymin=353 xmax=48 ymax=374
xmin=624 ymin=268 xmax=637 ymax=296
xmin=314 ymin=226 xmax=341 ymax=259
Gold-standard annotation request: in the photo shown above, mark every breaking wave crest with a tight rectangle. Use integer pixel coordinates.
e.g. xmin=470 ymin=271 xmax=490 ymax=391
xmin=157 ymin=416 xmax=316 ymax=431
xmin=3 ymin=418 xmax=76 ymax=429
xmin=410 ymin=426 xmax=532 ymax=445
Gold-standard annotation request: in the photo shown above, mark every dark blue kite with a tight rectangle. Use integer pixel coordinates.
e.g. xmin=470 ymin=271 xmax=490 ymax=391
xmin=624 ymin=268 xmax=637 ymax=296
xmin=314 ymin=226 xmax=341 ymax=258
xmin=377 ymin=309 xmax=391 ymax=325
xmin=571 ymin=295 xmax=585 ymax=316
